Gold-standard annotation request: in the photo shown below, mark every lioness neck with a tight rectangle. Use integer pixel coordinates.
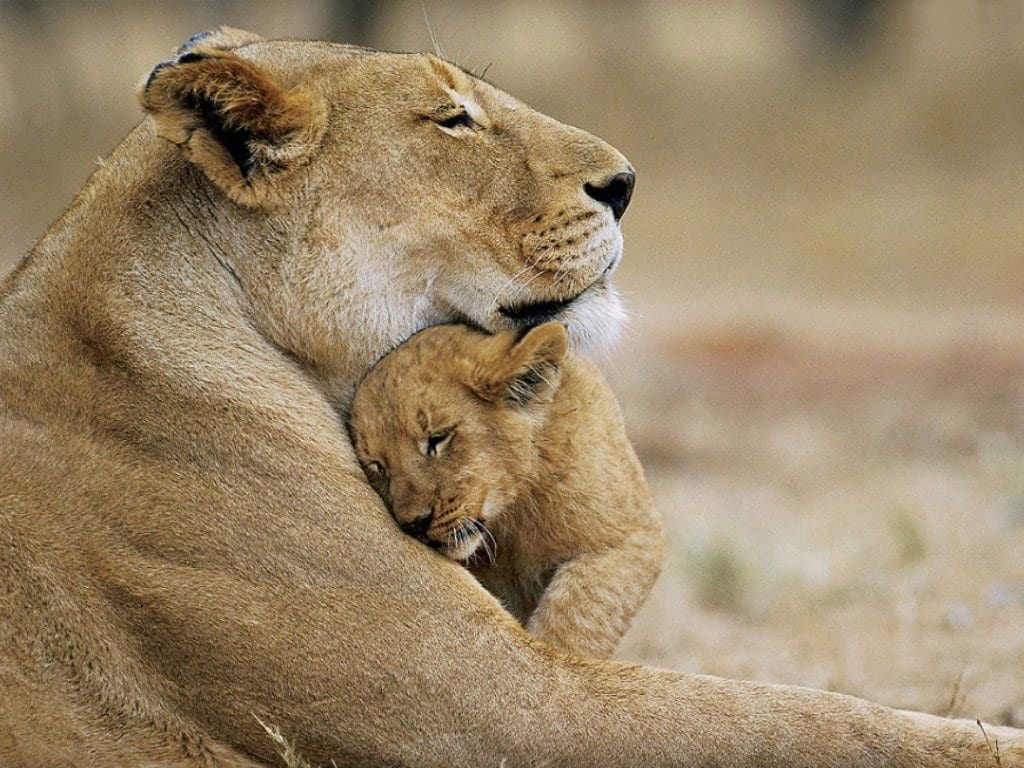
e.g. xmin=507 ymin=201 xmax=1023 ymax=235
xmin=0 ymin=129 xmax=348 ymax=461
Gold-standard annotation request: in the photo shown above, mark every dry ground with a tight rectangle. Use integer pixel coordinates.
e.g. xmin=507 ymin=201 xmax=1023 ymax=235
xmin=612 ymin=304 xmax=1024 ymax=724
xmin=1 ymin=0 xmax=1022 ymax=726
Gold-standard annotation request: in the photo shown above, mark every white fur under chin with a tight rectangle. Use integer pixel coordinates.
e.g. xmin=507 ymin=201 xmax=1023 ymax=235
xmin=560 ymin=282 xmax=627 ymax=358
xmin=443 ymin=531 xmax=483 ymax=562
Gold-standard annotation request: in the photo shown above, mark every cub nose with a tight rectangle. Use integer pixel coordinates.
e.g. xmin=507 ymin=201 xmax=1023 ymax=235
xmin=399 ymin=512 xmax=433 ymax=538
xmin=584 ymin=170 xmax=635 ymax=221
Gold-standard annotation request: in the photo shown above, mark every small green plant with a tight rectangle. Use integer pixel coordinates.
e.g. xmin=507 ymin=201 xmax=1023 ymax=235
xmin=887 ymin=508 xmax=927 ymax=565
xmin=687 ymin=540 xmax=746 ymax=612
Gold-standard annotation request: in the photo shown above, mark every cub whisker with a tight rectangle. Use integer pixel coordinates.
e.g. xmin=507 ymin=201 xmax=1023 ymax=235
xmin=477 ymin=519 xmax=498 ymax=564
xmin=466 ymin=518 xmax=495 ymax=564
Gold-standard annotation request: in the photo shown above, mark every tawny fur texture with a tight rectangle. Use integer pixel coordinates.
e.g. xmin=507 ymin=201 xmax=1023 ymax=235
xmin=0 ymin=25 xmax=1021 ymax=768
xmin=349 ymin=321 xmax=664 ymax=659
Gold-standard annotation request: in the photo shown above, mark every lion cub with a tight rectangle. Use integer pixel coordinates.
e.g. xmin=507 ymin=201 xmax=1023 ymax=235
xmin=349 ymin=321 xmax=663 ymax=659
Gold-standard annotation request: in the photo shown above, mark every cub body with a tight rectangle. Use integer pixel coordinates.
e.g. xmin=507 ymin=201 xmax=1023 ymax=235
xmin=349 ymin=322 xmax=663 ymax=658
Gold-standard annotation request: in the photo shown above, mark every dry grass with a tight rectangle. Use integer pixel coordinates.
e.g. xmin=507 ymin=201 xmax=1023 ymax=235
xmin=611 ymin=314 xmax=1024 ymax=723
xmin=257 ymin=717 xmax=333 ymax=768
xmin=2 ymin=0 xmax=1022 ymax=727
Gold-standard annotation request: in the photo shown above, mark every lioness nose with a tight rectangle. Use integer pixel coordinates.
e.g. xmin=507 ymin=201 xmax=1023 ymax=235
xmin=584 ymin=170 xmax=635 ymax=221
xmin=399 ymin=512 xmax=433 ymax=538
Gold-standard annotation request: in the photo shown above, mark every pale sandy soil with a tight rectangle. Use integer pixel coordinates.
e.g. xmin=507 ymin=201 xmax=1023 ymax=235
xmin=610 ymin=300 xmax=1024 ymax=724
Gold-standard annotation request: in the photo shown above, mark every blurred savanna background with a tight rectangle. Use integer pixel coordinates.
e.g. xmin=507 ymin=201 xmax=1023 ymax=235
xmin=2 ymin=0 xmax=1022 ymax=725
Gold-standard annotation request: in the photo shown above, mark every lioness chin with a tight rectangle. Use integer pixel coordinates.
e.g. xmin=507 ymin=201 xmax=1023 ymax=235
xmin=0 ymin=26 xmax=1021 ymax=768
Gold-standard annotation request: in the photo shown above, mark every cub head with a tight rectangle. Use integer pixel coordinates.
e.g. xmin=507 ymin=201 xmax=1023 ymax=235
xmin=137 ymin=29 xmax=632 ymax=397
xmin=348 ymin=322 xmax=568 ymax=561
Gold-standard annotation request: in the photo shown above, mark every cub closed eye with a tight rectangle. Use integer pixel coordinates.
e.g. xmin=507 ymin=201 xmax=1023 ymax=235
xmin=365 ymin=461 xmax=387 ymax=478
xmin=435 ymin=111 xmax=475 ymax=131
xmin=424 ymin=428 xmax=454 ymax=457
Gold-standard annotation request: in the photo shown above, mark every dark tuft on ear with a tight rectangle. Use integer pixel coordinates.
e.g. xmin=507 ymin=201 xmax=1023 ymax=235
xmin=469 ymin=322 xmax=569 ymax=407
xmin=177 ymin=31 xmax=214 ymax=55
xmin=176 ymin=26 xmax=264 ymax=55
xmin=178 ymin=31 xmax=214 ymax=54
xmin=138 ymin=41 xmax=326 ymax=207
xmin=505 ymin=356 xmax=558 ymax=407
xmin=144 ymin=59 xmax=173 ymax=92
xmin=176 ymin=52 xmax=211 ymax=65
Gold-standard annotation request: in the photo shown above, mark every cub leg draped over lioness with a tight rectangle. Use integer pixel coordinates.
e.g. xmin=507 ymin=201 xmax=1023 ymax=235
xmin=348 ymin=321 xmax=664 ymax=659
xmin=0 ymin=27 xmax=1021 ymax=767
xmin=523 ymin=532 xmax=661 ymax=658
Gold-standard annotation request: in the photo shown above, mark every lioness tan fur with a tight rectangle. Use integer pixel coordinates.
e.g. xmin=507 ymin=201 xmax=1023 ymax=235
xmin=349 ymin=321 xmax=664 ymax=658
xmin=0 ymin=27 xmax=1021 ymax=768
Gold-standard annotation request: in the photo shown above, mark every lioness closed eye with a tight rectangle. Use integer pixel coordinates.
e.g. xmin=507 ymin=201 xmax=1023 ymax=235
xmin=349 ymin=321 xmax=664 ymax=658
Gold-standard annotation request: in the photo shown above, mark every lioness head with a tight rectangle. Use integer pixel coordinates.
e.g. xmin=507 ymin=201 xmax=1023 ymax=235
xmin=348 ymin=322 xmax=568 ymax=560
xmin=137 ymin=28 xmax=632 ymax=401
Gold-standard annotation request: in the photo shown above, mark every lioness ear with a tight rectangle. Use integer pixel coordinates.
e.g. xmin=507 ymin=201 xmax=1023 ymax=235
xmin=471 ymin=322 xmax=569 ymax=407
xmin=137 ymin=34 xmax=326 ymax=207
xmin=174 ymin=26 xmax=264 ymax=55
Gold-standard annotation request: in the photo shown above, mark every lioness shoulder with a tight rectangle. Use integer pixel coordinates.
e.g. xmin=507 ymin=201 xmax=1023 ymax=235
xmin=348 ymin=321 xmax=664 ymax=658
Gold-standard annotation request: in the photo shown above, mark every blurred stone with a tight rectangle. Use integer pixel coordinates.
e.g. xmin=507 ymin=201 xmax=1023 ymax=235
xmin=984 ymin=582 xmax=1022 ymax=608
xmin=1004 ymin=703 xmax=1024 ymax=728
xmin=942 ymin=602 xmax=972 ymax=631
xmin=1003 ymin=495 xmax=1024 ymax=529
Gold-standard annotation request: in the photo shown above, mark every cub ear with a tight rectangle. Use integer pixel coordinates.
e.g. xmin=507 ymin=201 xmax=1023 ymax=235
xmin=470 ymin=322 xmax=569 ymax=407
xmin=137 ymin=37 xmax=326 ymax=207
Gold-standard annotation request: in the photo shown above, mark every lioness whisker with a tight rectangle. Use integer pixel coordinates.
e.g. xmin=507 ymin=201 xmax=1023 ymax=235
xmin=489 ymin=264 xmax=537 ymax=312
xmin=421 ymin=4 xmax=446 ymax=59
xmin=508 ymin=268 xmax=547 ymax=301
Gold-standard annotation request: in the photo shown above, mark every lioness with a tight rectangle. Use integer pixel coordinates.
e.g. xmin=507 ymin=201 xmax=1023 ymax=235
xmin=0 ymin=26 xmax=1021 ymax=768
xmin=349 ymin=321 xmax=663 ymax=658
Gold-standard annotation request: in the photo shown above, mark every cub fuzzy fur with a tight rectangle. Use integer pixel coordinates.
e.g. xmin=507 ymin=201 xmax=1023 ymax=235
xmin=348 ymin=321 xmax=663 ymax=658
